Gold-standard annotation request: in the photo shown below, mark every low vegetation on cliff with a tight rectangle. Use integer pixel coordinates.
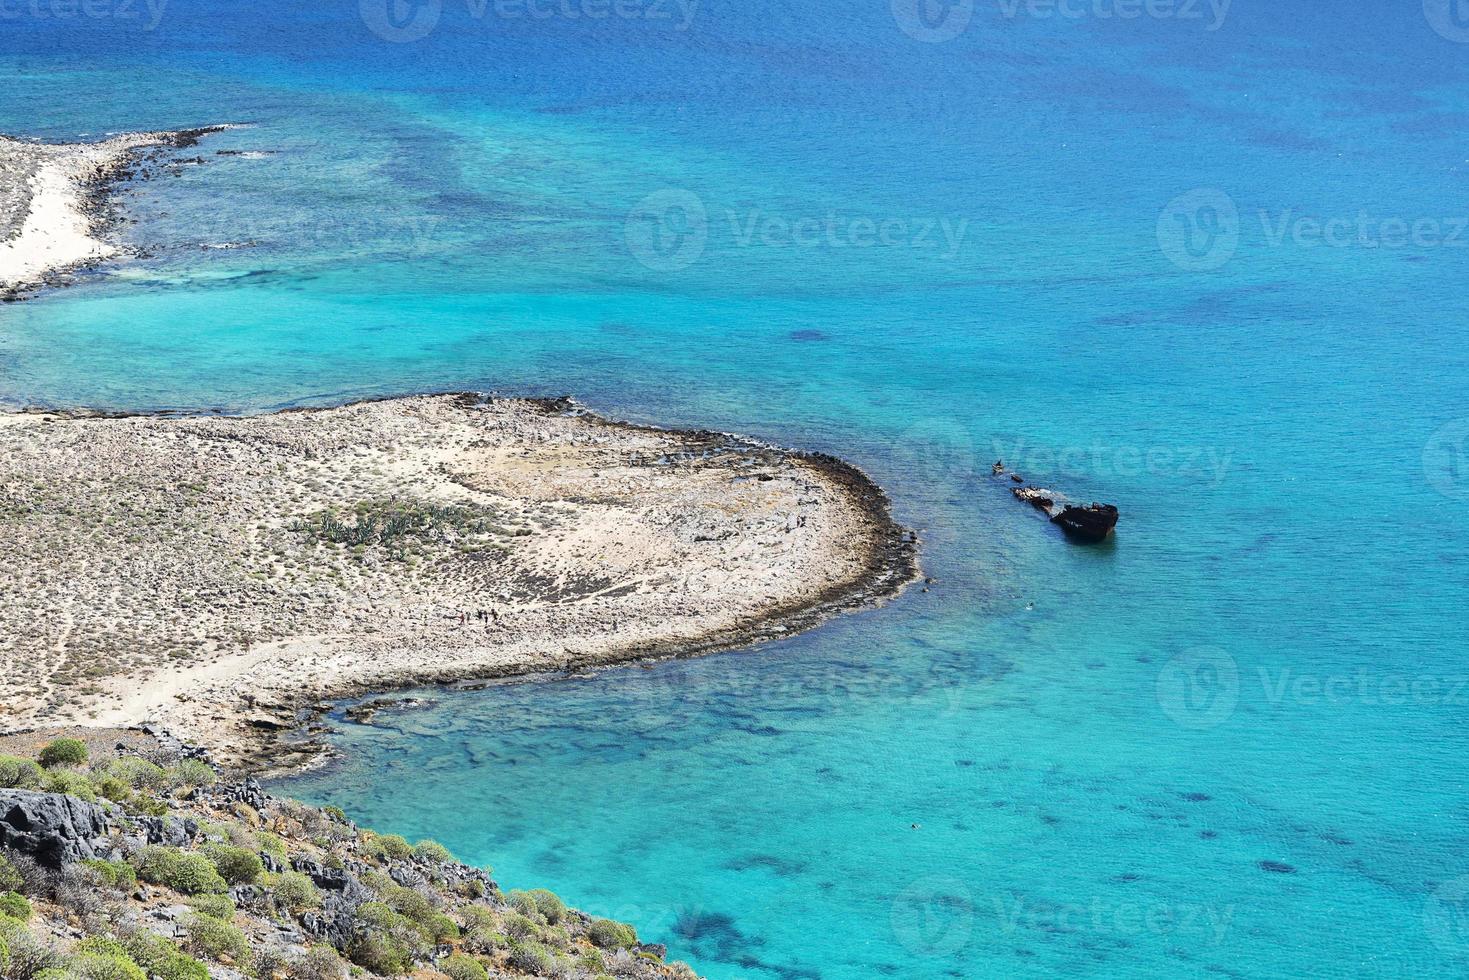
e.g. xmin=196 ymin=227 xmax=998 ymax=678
xmin=0 ymin=738 xmax=697 ymax=980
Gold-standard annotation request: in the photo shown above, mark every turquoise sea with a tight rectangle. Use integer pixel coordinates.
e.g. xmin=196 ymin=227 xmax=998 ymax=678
xmin=5 ymin=1 xmax=1469 ymax=976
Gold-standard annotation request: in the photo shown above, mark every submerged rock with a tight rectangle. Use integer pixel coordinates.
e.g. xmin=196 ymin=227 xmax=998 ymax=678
xmin=1011 ymin=486 xmax=1057 ymax=513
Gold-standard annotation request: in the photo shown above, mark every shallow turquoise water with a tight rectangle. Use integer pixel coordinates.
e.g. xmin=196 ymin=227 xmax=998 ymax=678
xmin=5 ymin=1 xmax=1469 ymax=976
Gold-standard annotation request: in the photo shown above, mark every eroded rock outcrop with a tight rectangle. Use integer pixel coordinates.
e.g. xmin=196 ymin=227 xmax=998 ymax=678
xmin=0 ymin=788 xmax=113 ymax=867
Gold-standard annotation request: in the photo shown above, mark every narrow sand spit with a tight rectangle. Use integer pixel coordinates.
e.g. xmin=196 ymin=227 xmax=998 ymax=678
xmin=0 ymin=394 xmax=918 ymax=771
xmin=0 ymin=127 xmax=227 ymax=296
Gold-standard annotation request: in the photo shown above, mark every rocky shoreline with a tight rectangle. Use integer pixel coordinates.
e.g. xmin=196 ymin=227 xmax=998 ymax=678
xmin=0 ymin=731 xmax=702 ymax=979
xmin=1 ymin=393 xmax=919 ymax=775
xmin=0 ymin=125 xmax=230 ymax=300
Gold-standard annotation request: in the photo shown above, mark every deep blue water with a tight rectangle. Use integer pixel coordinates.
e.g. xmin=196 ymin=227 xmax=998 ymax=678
xmin=5 ymin=1 xmax=1469 ymax=976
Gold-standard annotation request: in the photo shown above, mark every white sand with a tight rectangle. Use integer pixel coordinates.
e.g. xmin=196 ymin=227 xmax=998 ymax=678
xmin=0 ymin=127 xmax=231 ymax=294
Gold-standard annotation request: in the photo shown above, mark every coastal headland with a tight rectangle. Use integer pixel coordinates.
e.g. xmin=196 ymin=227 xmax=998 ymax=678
xmin=0 ymin=125 xmax=229 ymax=298
xmin=0 ymin=394 xmax=918 ymax=772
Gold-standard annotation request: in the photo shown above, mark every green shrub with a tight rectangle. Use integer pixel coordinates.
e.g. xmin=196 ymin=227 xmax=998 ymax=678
xmin=365 ymin=833 xmax=413 ymax=862
xmin=80 ymin=860 xmax=138 ymax=891
xmin=587 ymin=918 xmax=638 ymax=950
xmin=506 ymin=891 xmax=540 ymax=921
xmin=121 ymin=795 xmax=169 ymax=818
xmin=134 ymin=847 xmax=228 ymax=895
xmin=0 ymin=934 xmax=9 ymax=976
xmin=182 ymin=913 xmax=251 ymax=964
xmin=40 ymin=769 xmax=97 ymax=801
xmin=2 ymin=926 xmax=61 ymax=980
xmin=358 ymin=869 xmax=391 ymax=895
xmin=322 ymin=805 xmax=347 ymax=823
xmin=0 ymin=857 xmax=22 ymax=894
xmin=38 ymin=739 xmax=88 ymax=768
xmin=0 ymin=756 xmax=43 ymax=790
xmin=380 ymin=884 xmax=434 ymax=925
xmin=250 ymin=945 xmax=290 ymax=980
xmin=502 ymin=912 xmax=540 ymax=941
xmin=426 ymin=913 xmax=460 ymax=943
xmin=201 ymin=844 xmax=263 ymax=885
xmin=462 ymin=927 xmax=507 ymax=955
xmin=509 ymin=889 xmax=565 ymax=925
xmin=75 ymin=939 xmax=131 ymax=959
xmin=93 ymin=758 xmax=166 ymax=792
xmin=0 ymin=893 xmax=31 ymax=920
xmin=354 ymin=902 xmax=415 ymax=936
xmin=69 ymin=950 xmax=147 ymax=980
xmin=256 ymin=831 xmax=288 ymax=861
xmin=411 ymin=840 xmax=451 ymax=864
xmin=439 ymin=954 xmax=486 ymax=980
xmin=0 ymin=912 xmax=24 ymax=938
xmin=92 ymin=776 xmax=133 ymax=804
xmin=346 ymin=934 xmax=410 ymax=977
xmin=186 ymin=894 xmax=235 ymax=919
xmin=506 ymin=942 xmax=554 ymax=975
xmin=289 ymin=945 xmax=345 ymax=980
xmin=165 ymin=760 xmax=216 ymax=790
xmin=272 ymin=872 xmax=321 ymax=912
xmin=459 ymin=906 xmax=497 ymax=931
xmin=119 ymin=931 xmax=210 ymax=980
xmin=351 ymin=902 xmax=425 ymax=971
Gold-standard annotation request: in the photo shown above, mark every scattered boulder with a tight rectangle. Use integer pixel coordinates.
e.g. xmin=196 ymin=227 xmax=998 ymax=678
xmin=138 ymin=814 xmax=199 ymax=847
xmin=0 ymin=789 xmax=113 ymax=868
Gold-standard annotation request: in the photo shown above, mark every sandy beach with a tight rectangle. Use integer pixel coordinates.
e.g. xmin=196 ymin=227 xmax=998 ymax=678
xmin=0 ymin=394 xmax=917 ymax=772
xmin=0 ymin=127 xmax=227 ymax=297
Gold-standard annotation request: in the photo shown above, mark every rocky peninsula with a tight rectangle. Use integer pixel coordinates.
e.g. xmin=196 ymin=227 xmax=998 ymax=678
xmin=0 ymin=394 xmax=918 ymax=773
xmin=0 ymin=126 xmax=228 ymax=299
